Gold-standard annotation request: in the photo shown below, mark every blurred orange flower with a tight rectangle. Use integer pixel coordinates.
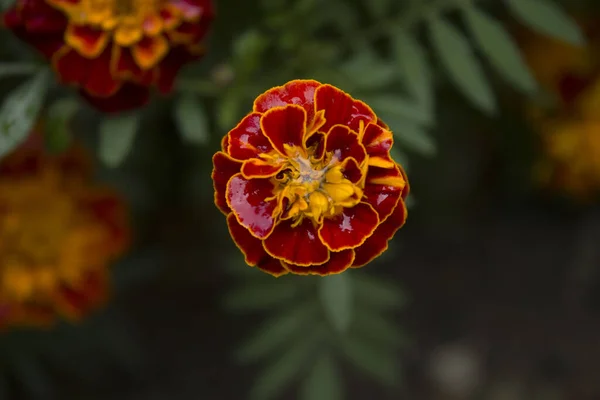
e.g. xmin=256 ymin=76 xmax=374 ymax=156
xmin=521 ymin=21 xmax=600 ymax=199
xmin=0 ymin=131 xmax=129 ymax=329
xmin=3 ymin=0 xmax=214 ymax=113
xmin=212 ymin=80 xmax=409 ymax=276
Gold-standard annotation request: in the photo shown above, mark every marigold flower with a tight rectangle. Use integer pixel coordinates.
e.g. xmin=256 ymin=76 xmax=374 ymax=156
xmin=212 ymin=80 xmax=409 ymax=276
xmin=520 ymin=20 xmax=600 ymax=199
xmin=0 ymin=132 xmax=129 ymax=329
xmin=3 ymin=0 xmax=214 ymax=113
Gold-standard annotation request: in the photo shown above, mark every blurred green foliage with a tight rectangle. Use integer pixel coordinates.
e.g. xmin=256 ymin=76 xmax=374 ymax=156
xmin=0 ymin=0 xmax=589 ymax=398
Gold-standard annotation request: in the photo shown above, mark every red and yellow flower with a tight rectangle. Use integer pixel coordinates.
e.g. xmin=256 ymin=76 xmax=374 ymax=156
xmin=0 ymin=130 xmax=129 ymax=329
xmin=212 ymin=80 xmax=409 ymax=276
xmin=3 ymin=0 xmax=214 ymax=113
xmin=520 ymin=20 xmax=600 ymax=199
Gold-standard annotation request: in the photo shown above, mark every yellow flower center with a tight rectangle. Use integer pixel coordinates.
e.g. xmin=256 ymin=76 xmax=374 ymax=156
xmin=0 ymin=170 xmax=108 ymax=303
xmin=271 ymin=147 xmax=363 ymax=226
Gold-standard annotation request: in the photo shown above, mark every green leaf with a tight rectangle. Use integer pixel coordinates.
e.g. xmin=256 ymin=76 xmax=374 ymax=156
xmin=365 ymin=0 xmax=391 ymax=19
xmin=217 ymin=88 xmax=243 ymax=131
xmin=98 ymin=113 xmax=139 ymax=168
xmin=236 ymin=301 xmax=317 ymax=363
xmin=394 ymin=31 xmax=433 ymax=109
xmin=352 ymin=310 xmax=410 ymax=349
xmin=223 ymin=279 xmax=301 ymax=312
xmin=382 ymin=113 xmax=436 ymax=157
xmin=233 ymin=30 xmax=269 ymax=77
xmin=319 ymin=273 xmax=353 ymax=333
xmin=340 ymin=51 xmax=396 ymax=90
xmin=174 ymin=93 xmax=209 ymax=145
xmin=0 ymin=63 xmax=40 ymax=78
xmin=361 ymin=94 xmax=433 ymax=127
xmin=0 ymin=69 xmax=50 ymax=159
xmin=300 ymin=353 xmax=343 ymax=400
xmin=339 ymin=336 xmax=399 ymax=386
xmin=44 ymin=97 xmax=78 ymax=154
xmin=506 ymin=0 xmax=584 ymax=45
xmin=464 ymin=8 xmax=537 ymax=94
xmin=250 ymin=329 xmax=323 ymax=400
xmin=429 ymin=17 xmax=496 ymax=114
xmin=353 ymin=273 xmax=408 ymax=310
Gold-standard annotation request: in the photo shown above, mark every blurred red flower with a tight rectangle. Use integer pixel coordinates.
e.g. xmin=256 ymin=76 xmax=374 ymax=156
xmin=3 ymin=0 xmax=214 ymax=113
xmin=212 ymin=80 xmax=409 ymax=276
xmin=0 ymin=130 xmax=129 ymax=329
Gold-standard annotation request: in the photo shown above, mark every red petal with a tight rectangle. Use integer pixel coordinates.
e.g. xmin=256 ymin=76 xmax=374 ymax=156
xmin=53 ymin=46 xmax=90 ymax=85
xmin=18 ymin=0 xmax=68 ymax=33
xmin=362 ymin=121 xmax=393 ymax=156
xmin=325 ymin=125 xmax=366 ymax=164
xmin=282 ymin=249 xmax=354 ymax=276
xmin=399 ymin=165 xmax=410 ymax=199
xmin=226 ymin=214 xmax=288 ymax=277
xmin=83 ymin=45 xmax=120 ymax=97
xmin=305 ymin=132 xmax=325 ymax=159
xmin=80 ymin=83 xmax=150 ymax=113
xmin=341 ymin=157 xmax=363 ymax=184
xmin=318 ymin=203 xmax=379 ymax=251
xmin=66 ymin=24 xmax=108 ymax=57
xmin=364 ymin=166 xmax=404 ymax=221
xmin=113 ymin=46 xmax=149 ymax=83
xmin=260 ymin=105 xmax=307 ymax=156
xmin=241 ymin=158 xmax=285 ymax=178
xmin=315 ymin=84 xmax=376 ymax=134
xmin=352 ymin=199 xmax=407 ymax=268
xmin=212 ymin=152 xmax=242 ymax=214
xmin=253 ymin=79 xmax=321 ymax=127
xmin=226 ymin=174 xmax=278 ymax=239
xmin=263 ymin=218 xmax=329 ymax=266
xmin=226 ymin=112 xmax=273 ymax=160
xmin=80 ymin=189 xmax=129 ymax=254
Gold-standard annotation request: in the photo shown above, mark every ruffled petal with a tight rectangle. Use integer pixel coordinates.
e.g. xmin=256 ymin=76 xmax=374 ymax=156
xmin=341 ymin=157 xmax=363 ymax=184
xmin=112 ymin=46 xmax=154 ymax=84
xmin=318 ymin=202 xmax=379 ymax=251
xmin=260 ymin=105 xmax=307 ymax=156
xmin=362 ymin=121 xmax=393 ymax=157
xmin=282 ymin=249 xmax=354 ymax=276
xmin=226 ymin=174 xmax=278 ymax=239
xmin=241 ymin=158 xmax=285 ymax=179
xmin=65 ymin=24 xmax=109 ymax=58
xmin=83 ymin=45 xmax=120 ymax=97
xmin=132 ymin=35 xmax=169 ymax=70
xmin=226 ymin=214 xmax=288 ymax=276
xmin=325 ymin=124 xmax=367 ymax=164
xmin=315 ymin=84 xmax=377 ymax=134
xmin=17 ymin=0 xmax=68 ymax=33
xmin=226 ymin=113 xmax=273 ymax=160
xmin=352 ymin=200 xmax=407 ymax=268
xmin=364 ymin=166 xmax=406 ymax=221
xmin=80 ymin=83 xmax=150 ymax=113
xmin=53 ymin=46 xmax=90 ymax=86
xmin=212 ymin=152 xmax=242 ymax=215
xmin=253 ymin=79 xmax=321 ymax=126
xmin=263 ymin=218 xmax=329 ymax=266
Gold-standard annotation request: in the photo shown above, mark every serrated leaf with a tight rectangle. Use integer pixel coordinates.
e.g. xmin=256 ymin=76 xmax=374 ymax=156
xmin=394 ymin=31 xmax=433 ymax=109
xmin=382 ymin=113 xmax=436 ymax=157
xmin=300 ymin=353 xmax=343 ymax=400
xmin=353 ymin=273 xmax=407 ymax=310
xmin=319 ymin=273 xmax=352 ymax=333
xmin=506 ymin=0 xmax=583 ymax=45
xmin=174 ymin=93 xmax=209 ymax=145
xmin=0 ymin=69 xmax=49 ymax=159
xmin=45 ymin=97 xmax=78 ymax=153
xmin=99 ymin=113 xmax=139 ymax=168
xmin=224 ymin=279 xmax=301 ymax=311
xmin=236 ymin=301 xmax=317 ymax=363
xmin=341 ymin=51 xmax=396 ymax=90
xmin=429 ymin=17 xmax=496 ymax=114
xmin=361 ymin=94 xmax=433 ymax=126
xmin=0 ymin=63 xmax=40 ymax=78
xmin=464 ymin=8 xmax=537 ymax=94
xmin=352 ymin=310 xmax=409 ymax=349
xmin=250 ymin=329 xmax=323 ymax=400
xmin=339 ymin=336 xmax=399 ymax=386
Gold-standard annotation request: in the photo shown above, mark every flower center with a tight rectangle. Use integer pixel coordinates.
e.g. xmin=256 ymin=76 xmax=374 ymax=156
xmin=273 ymin=148 xmax=363 ymax=226
xmin=0 ymin=172 xmax=106 ymax=302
